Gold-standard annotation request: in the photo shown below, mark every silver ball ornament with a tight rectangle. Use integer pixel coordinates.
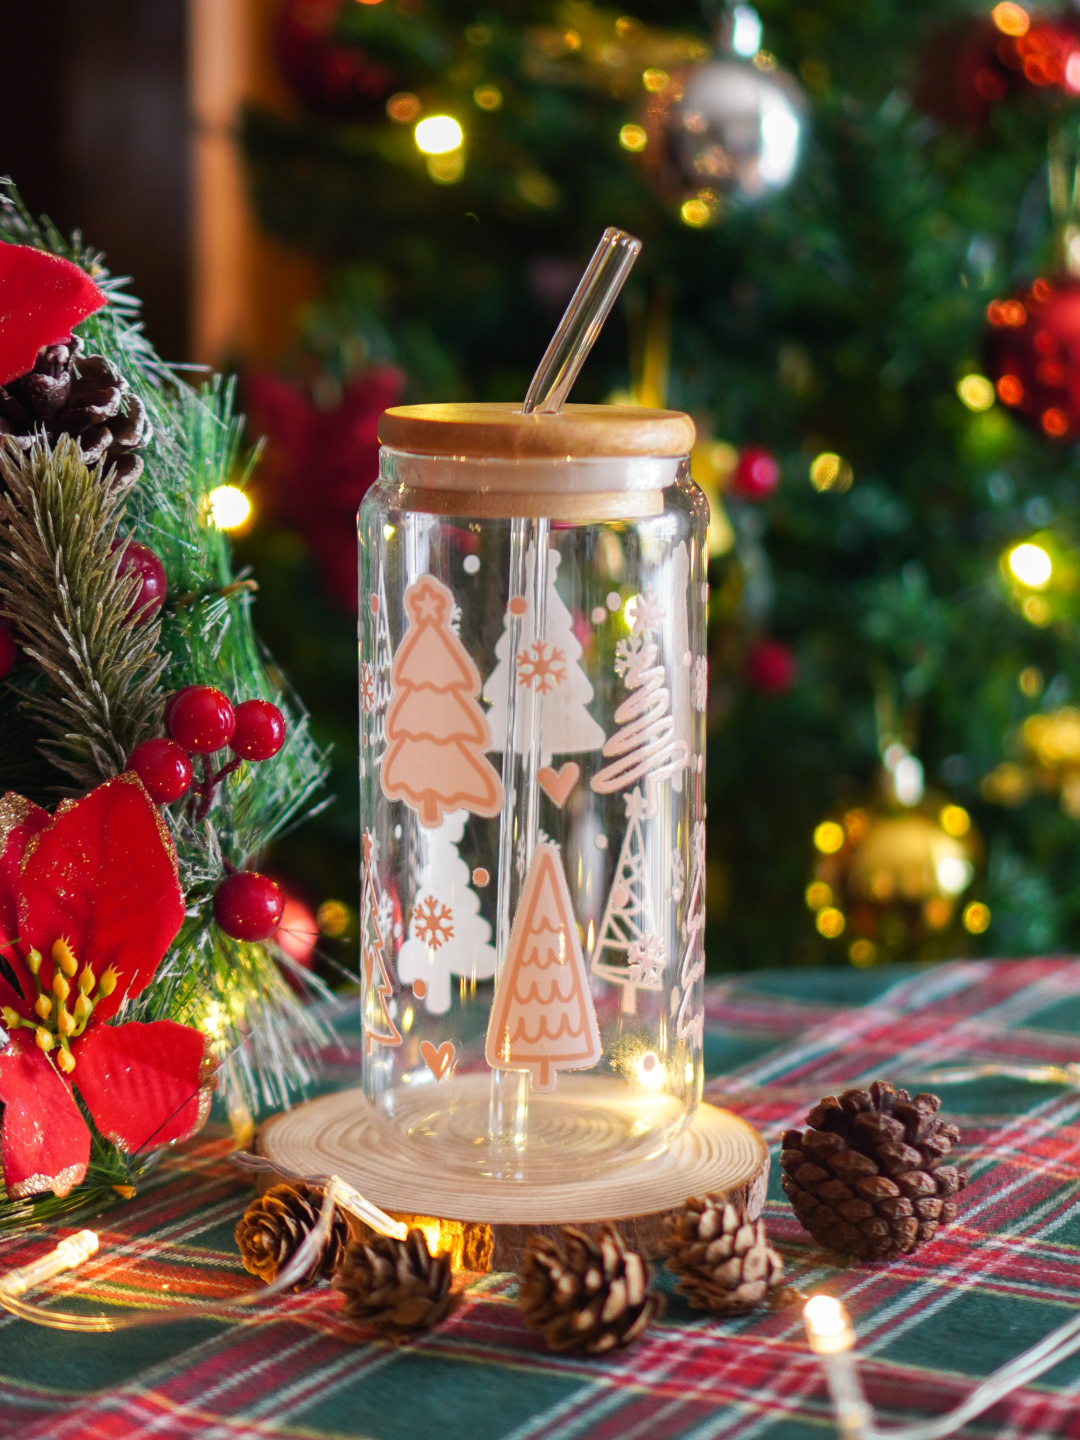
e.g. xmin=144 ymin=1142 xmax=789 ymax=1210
xmin=642 ymin=58 xmax=807 ymax=217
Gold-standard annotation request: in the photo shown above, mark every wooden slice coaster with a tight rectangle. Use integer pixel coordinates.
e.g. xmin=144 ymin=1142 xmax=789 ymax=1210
xmin=257 ymin=1084 xmax=769 ymax=1271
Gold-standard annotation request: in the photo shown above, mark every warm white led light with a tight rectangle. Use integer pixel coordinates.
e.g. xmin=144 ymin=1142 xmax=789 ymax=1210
xmin=206 ymin=485 xmax=251 ymax=531
xmin=1009 ymin=543 xmax=1052 ymax=588
xmin=415 ymin=115 xmax=463 ymax=154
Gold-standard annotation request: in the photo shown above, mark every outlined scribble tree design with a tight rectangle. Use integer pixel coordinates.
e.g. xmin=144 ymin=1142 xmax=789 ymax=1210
xmin=590 ymin=787 xmax=662 ymax=1015
xmin=381 ymin=573 xmax=503 ymax=828
xmin=361 ymin=832 xmax=402 ymax=1053
xmin=486 ymin=842 xmax=602 ymax=1093
xmin=370 ymin=563 xmax=393 ymax=766
xmin=591 ymin=586 xmax=690 ymax=816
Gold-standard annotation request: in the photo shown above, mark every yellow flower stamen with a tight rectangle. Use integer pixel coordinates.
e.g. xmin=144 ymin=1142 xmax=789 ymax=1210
xmin=56 ymin=1047 xmax=75 ymax=1074
xmin=52 ymin=972 xmax=70 ymax=1002
xmin=1 ymin=1006 xmax=21 ymax=1029
xmin=73 ymin=994 xmax=91 ymax=1023
xmin=56 ymin=1006 xmax=75 ymax=1037
xmin=35 ymin=1027 xmax=54 ymax=1051
xmin=34 ymin=994 xmax=52 ymax=1020
xmin=26 ymin=948 xmax=42 ymax=975
xmin=97 ymin=969 xmax=118 ymax=998
xmin=52 ymin=938 xmax=78 ymax=977
xmin=78 ymin=967 xmax=95 ymax=996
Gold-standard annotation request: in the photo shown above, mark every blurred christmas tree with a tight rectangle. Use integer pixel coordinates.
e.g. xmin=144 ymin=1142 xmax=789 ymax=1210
xmin=241 ymin=0 xmax=1080 ymax=970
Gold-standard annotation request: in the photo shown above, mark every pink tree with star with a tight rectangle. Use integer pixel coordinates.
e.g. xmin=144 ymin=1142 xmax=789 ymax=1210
xmin=381 ymin=574 xmax=503 ymax=828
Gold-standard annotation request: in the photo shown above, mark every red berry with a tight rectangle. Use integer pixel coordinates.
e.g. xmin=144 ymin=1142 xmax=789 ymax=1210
xmin=0 ymin=621 xmax=16 ymax=679
xmin=166 ymin=685 xmax=236 ymax=753
xmin=230 ymin=699 xmax=286 ymax=761
xmin=732 ymin=447 xmax=780 ymax=502
xmin=214 ymin=871 xmax=286 ymax=942
xmin=115 ymin=541 xmax=167 ymax=622
xmin=747 ymin=639 xmax=797 ymax=693
xmin=127 ymin=738 xmax=194 ymax=803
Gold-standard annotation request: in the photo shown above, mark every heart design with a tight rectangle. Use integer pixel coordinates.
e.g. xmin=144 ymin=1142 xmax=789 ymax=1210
xmin=420 ymin=1040 xmax=456 ymax=1081
xmin=537 ymin=762 xmax=580 ymax=808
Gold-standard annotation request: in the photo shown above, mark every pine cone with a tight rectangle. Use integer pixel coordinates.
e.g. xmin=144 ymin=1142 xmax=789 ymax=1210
xmin=235 ymin=1180 xmax=349 ymax=1287
xmin=333 ymin=1229 xmax=456 ymax=1336
xmin=665 ymin=1197 xmax=787 ymax=1311
xmin=0 ymin=336 xmax=151 ymax=486
xmin=518 ymin=1224 xmax=662 ymax=1354
xmin=781 ymin=1080 xmax=967 ymax=1260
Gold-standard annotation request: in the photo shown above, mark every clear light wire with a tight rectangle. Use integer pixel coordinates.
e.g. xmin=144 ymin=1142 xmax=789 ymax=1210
xmin=807 ymin=1300 xmax=1080 ymax=1440
xmin=521 ymin=227 xmax=642 ymax=414
xmin=0 ymin=1178 xmax=343 ymax=1331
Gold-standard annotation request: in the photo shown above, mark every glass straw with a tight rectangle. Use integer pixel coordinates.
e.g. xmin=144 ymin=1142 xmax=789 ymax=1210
xmin=489 ymin=227 xmax=642 ymax=1154
xmin=522 ymin=227 xmax=643 ymax=415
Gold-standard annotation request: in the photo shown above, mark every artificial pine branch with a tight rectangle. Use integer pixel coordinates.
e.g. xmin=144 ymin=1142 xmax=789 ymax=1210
xmin=0 ymin=435 xmax=165 ymax=785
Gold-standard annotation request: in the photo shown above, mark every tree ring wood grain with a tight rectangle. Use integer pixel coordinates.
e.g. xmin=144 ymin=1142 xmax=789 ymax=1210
xmin=256 ymin=1087 xmax=769 ymax=1272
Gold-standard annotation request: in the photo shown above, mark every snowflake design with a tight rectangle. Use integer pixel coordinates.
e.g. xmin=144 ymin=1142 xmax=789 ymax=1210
xmin=376 ymin=890 xmax=394 ymax=944
xmin=517 ymin=640 xmax=567 ymax=694
xmin=692 ymin=655 xmax=709 ymax=713
xmin=670 ymin=848 xmax=686 ymax=903
xmin=628 ymin=589 xmax=665 ymax=639
xmin=627 ymin=932 xmax=666 ymax=986
xmin=614 ymin=633 xmax=644 ymax=679
xmin=449 ymin=601 xmax=463 ymax=637
xmin=412 ymin=894 xmax=454 ymax=950
xmin=360 ymin=662 xmax=376 ymax=714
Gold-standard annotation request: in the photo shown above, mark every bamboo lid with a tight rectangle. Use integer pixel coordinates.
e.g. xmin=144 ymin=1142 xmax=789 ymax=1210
xmin=378 ymin=402 xmax=696 ymax=459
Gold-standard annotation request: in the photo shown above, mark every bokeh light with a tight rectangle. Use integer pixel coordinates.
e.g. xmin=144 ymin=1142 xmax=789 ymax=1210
xmin=415 ymin=115 xmax=463 ymax=154
xmin=963 ymin=901 xmax=991 ymax=934
xmin=206 ymin=485 xmax=251 ymax=531
xmin=1008 ymin=542 xmax=1052 ymax=587
xmin=957 ymin=374 xmax=995 ymax=411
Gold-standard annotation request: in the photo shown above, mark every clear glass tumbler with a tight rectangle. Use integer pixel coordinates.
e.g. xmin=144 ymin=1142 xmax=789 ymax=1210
xmin=358 ymin=402 xmax=708 ymax=1183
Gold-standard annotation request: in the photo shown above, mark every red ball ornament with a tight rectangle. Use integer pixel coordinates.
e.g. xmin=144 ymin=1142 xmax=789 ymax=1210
xmin=127 ymin=737 xmax=194 ymax=803
xmin=0 ymin=621 xmax=17 ymax=679
xmin=214 ymin=871 xmax=286 ymax=942
xmin=115 ymin=540 xmax=167 ymax=622
xmin=230 ymin=699 xmax=286 ymax=761
xmin=984 ymin=277 xmax=1080 ymax=442
xmin=275 ymin=0 xmax=394 ymax=117
xmin=732 ymin=446 xmax=780 ymax=502
xmin=747 ymin=639 xmax=797 ymax=693
xmin=166 ymin=685 xmax=236 ymax=753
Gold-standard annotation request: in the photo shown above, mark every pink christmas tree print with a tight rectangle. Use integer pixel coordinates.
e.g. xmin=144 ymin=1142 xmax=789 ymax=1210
xmin=485 ymin=842 xmax=602 ymax=1093
xmin=381 ymin=574 xmax=504 ymax=828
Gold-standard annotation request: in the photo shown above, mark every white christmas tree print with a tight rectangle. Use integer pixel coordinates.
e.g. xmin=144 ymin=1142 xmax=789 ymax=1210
xmin=397 ymin=810 xmax=497 ymax=1015
xmin=590 ymin=787 xmax=661 ymax=1015
xmin=485 ymin=842 xmax=601 ymax=1093
xmin=484 ymin=546 xmax=604 ymax=765
xmin=371 ymin=562 xmax=393 ymax=768
xmin=670 ymin=543 xmax=692 ymax=794
xmin=361 ymin=832 xmax=401 ymax=1052
xmin=591 ymin=581 xmax=690 ymax=816
xmin=675 ymin=821 xmax=707 ymax=1048
xmin=692 ymin=656 xmax=709 ymax=713
xmin=361 ymin=661 xmax=376 ymax=715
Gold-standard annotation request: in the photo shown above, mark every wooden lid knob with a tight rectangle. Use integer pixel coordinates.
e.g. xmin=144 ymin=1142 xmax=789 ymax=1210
xmin=378 ymin=402 xmax=696 ymax=460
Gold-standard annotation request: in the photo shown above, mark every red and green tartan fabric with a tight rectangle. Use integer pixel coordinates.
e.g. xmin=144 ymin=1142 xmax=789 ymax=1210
xmin=1 ymin=957 xmax=1079 ymax=1439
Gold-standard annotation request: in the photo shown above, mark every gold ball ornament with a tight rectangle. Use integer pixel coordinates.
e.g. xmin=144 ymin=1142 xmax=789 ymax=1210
xmin=639 ymin=56 xmax=807 ymax=220
xmin=808 ymin=795 xmax=982 ymax=964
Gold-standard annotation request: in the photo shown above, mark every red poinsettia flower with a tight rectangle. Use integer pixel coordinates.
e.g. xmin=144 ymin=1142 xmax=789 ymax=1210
xmin=0 ymin=241 xmax=106 ymax=386
xmin=0 ymin=775 xmax=212 ymax=1198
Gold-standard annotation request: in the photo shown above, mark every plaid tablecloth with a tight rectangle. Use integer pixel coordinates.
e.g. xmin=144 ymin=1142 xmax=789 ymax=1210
xmin=2 ymin=958 xmax=1080 ymax=1440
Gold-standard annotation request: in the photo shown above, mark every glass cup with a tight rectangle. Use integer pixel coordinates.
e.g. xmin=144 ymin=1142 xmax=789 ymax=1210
xmin=358 ymin=402 xmax=708 ymax=1183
